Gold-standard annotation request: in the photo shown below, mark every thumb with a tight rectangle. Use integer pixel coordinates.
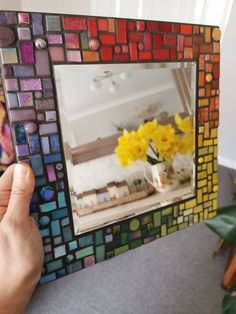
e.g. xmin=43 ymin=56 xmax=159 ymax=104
xmin=5 ymin=163 xmax=35 ymax=223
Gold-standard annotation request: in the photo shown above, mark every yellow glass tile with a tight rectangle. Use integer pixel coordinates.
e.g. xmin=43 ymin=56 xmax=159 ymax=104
xmin=200 ymin=26 xmax=205 ymax=33
xmin=194 ymin=214 xmax=199 ymax=224
xmin=214 ymin=146 xmax=218 ymax=157
xmin=204 ymin=122 xmax=210 ymax=138
xmin=199 ymin=98 xmax=209 ymax=107
xmin=213 ymin=185 xmax=218 ymax=192
xmin=198 ymin=171 xmax=207 ymax=179
xmin=199 ymin=212 xmax=204 ymax=222
xmin=205 ymin=27 xmax=211 ymax=42
xmin=194 ymin=205 xmax=203 ymax=214
xmin=198 ymin=179 xmax=207 ymax=188
xmin=161 ymin=225 xmax=167 ymax=237
xmin=184 ymin=208 xmax=193 ymax=216
xmin=209 ymin=192 xmax=217 ymax=200
xmin=208 ymin=211 xmax=217 ymax=218
xmin=204 ymin=139 xmax=213 ymax=146
xmin=199 ymin=126 xmax=204 ymax=134
xmin=208 ymin=180 xmax=212 ymax=192
xmin=214 ymin=139 xmax=218 ymax=145
xmin=213 ymin=42 xmax=220 ymax=53
xmin=185 ymin=199 xmax=197 ymax=209
xmin=203 ymin=194 xmax=208 ymax=201
xmin=214 ymin=160 xmax=218 ymax=172
xmin=209 ymin=146 xmax=214 ymax=153
xmin=177 ymin=216 xmax=184 ymax=224
xmin=204 ymin=201 xmax=211 ymax=208
xmin=213 ymin=199 xmax=217 ymax=210
xmin=207 ymin=162 xmax=213 ymax=174
xmin=199 ymin=148 xmax=208 ymax=155
xmin=212 ymin=27 xmax=221 ymax=41
xmin=213 ymin=173 xmax=218 ymax=184
xmin=204 ymin=209 xmax=209 ymax=220
xmin=202 ymin=164 xmax=207 ymax=170
xmin=198 ymin=157 xmax=204 ymax=164
xmin=197 ymin=190 xmax=203 ymax=203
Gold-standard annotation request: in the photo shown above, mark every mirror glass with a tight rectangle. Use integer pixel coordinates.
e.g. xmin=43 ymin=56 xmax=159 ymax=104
xmin=54 ymin=62 xmax=196 ymax=235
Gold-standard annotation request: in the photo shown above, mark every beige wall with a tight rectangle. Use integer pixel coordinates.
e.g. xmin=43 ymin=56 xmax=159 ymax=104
xmin=0 ymin=0 xmax=21 ymax=10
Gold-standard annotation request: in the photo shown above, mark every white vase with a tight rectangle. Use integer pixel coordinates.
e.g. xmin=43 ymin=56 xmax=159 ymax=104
xmin=144 ymin=162 xmax=179 ymax=193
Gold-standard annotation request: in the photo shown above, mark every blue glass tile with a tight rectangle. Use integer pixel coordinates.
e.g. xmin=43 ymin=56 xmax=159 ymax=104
xmin=40 ymin=201 xmax=57 ymax=213
xmin=65 ymin=254 xmax=75 ymax=264
xmin=61 ymin=217 xmax=69 ymax=226
xmin=40 ymin=228 xmax=49 ymax=238
xmin=35 ymin=176 xmax=46 ymax=187
xmin=105 ymin=234 xmax=113 ymax=243
xmin=56 ymin=181 xmax=64 ymax=190
xmin=31 ymin=192 xmax=38 ymax=203
xmin=54 ymin=236 xmax=62 ymax=245
xmin=54 ymin=245 xmax=66 ymax=258
xmin=32 ymin=13 xmax=44 ymax=35
xmin=52 ymin=208 xmax=68 ymax=220
xmin=41 ymin=137 xmax=50 ymax=154
xmin=28 ymin=134 xmax=40 ymax=154
xmin=30 ymin=202 xmax=39 ymax=213
xmin=69 ymin=241 xmax=78 ymax=251
xmin=44 ymin=244 xmax=52 ymax=253
xmin=95 ymin=230 xmax=104 ymax=245
xmin=63 ymin=226 xmax=72 ymax=242
xmin=44 ymin=153 xmax=61 ymax=164
xmin=6 ymin=93 xmax=18 ymax=108
xmin=79 ymin=235 xmax=93 ymax=247
xmin=39 ymin=216 xmax=50 ymax=226
xmin=51 ymin=220 xmax=61 ymax=236
xmin=0 ymin=12 xmax=17 ymax=24
xmin=57 ymin=269 xmax=66 ymax=278
xmin=71 ymin=261 xmax=82 ymax=273
xmin=58 ymin=192 xmax=66 ymax=208
xmin=15 ymin=124 xmax=26 ymax=144
xmin=40 ymin=273 xmax=56 ymax=285
xmin=13 ymin=65 xmax=35 ymax=77
xmin=31 ymin=155 xmax=43 ymax=176
xmin=50 ymin=134 xmax=60 ymax=153
xmin=40 ymin=186 xmax=55 ymax=201
xmin=46 ymin=259 xmax=63 ymax=273
xmin=44 ymin=253 xmax=53 ymax=263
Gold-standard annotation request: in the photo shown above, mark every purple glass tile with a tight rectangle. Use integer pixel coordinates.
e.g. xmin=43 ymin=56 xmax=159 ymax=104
xmin=47 ymin=165 xmax=57 ymax=182
xmin=36 ymin=99 xmax=55 ymax=110
xmin=13 ymin=65 xmax=35 ymax=77
xmin=46 ymin=111 xmax=57 ymax=121
xmin=16 ymin=144 xmax=29 ymax=157
xmin=18 ymin=13 xmax=30 ymax=24
xmin=49 ymin=47 xmax=65 ymax=62
xmin=5 ymin=79 xmax=18 ymax=91
xmin=39 ymin=123 xmax=58 ymax=135
xmin=35 ymin=51 xmax=50 ymax=76
xmin=0 ymin=12 xmax=17 ymax=25
xmin=3 ymin=65 xmax=13 ymax=77
xmin=6 ymin=93 xmax=18 ymax=108
xmin=20 ymin=79 xmax=42 ymax=91
xmin=18 ymin=27 xmax=31 ymax=40
xmin=42 ymin=79 xmax=54 ymax=97
xmin=67 ymin=50 xmax=81 ymax=62
xmin=37 ymin=113 xmax=45 ymax=121
xmin=48 ymin=34 xmax=63 ymax=45
xmin=46 ymin=16 xmax=61 ymax=31
xmin=10 ymin=109 xmax=36 ymax=122
xmin=18 ymin=92 xmax=34 ymax=107
xmin=32 ymin=13 xmax=44 ymax=35
xmin=19 ymin=42 xmax=34 ymax=64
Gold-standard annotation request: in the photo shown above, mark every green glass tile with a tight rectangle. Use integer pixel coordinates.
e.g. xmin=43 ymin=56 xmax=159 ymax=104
xmin=79 ymin=235 xmax=93 ymax=247
xmin=106 ymin=251 xmax=114 ymax=259
xmin=148 ymin=227 xmax=160 ymax=237
xmin=168 ymin=226 xmax=178 ymax=234
xmin=46 ymin=259 xmax=63 ymax=272
xmin=95 ymin=245 xmax=105 ymax=262
xmin=178 ymin=222 xmax=189 ymax=230
xmin=130 ymin=239 xmax=142 ymax=249
xmin=161 ymin=224 xmax=167 ymax=236
xmin=120 ymin=222 xmax=129 ymax=232
xmin=147 ymin=223 xmax=153 ymax=230
xmin=95 ymin=230 xmax=104 ymax=245
xmin=113 ymin=225 xmax=120 ymax=233
xmin=162 ymin=207 xmax=172 ymax=216
xmin=63 ymin=226 xmax=72 ymax=242
xmin=58 ymin=191 xmax=66 ymax=208
xmin=129 ymin=219 xmax=140 ymax=231
xmin=153 ymin=212 xmax=161 ymax=227
xmin=120 ymin=232 xmax=128 ymax=245
xmin=106 ymin=227 xmax=112 ymax=234
xmin=114 ymin=245 xmax=129 ymax=256
xmin=80 ymin=33 xmax=89 ymax=49
xmin=40 ymin=201 xmax=57 ymax=212
xmin=75 ymin=246 xmax=94 ymax=260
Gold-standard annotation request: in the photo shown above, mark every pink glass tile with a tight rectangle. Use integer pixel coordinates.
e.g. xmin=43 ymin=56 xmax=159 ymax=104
xmin=18 ymin=12 xmax=30 ymax=24
xmin=48 ymin=34 xmax=63 ymax=45
xmin=35 ymin=51 xmax=50 ymax=76
xmin=47 ymin=165 xmax=57 ymax=182
xmin=84 ymin=256 xmax=95 ymax=267
xmin=19 ymin=42 xmax=34 ymax=64
xmin=49 ymin=47 xmax=65 ymax=62
xmin=39 ymin=122 xmax=58 ymax=135
xmin=177 ymin=35 xmax=184 ymax=52
xmin=66 ymin=50 xmax=81 ymax=62
xmin=129 ymin=43 xmax=138 ymax=60
xmin=36 ymin=99 xmax=55 ymax=110
xmin=65 ymin=33 xmax=80 ymax=49
xmin=10 ymin=109 xmax=36 ymax=122
xmin=5 ymin=79 xmax=18 ymax=91
xmin=18 ymin=92 xmax=34 ymax=107
xmin=98 ymin=18 xmax=108 ymax=31
xmin=20 ymin=79 xmax=42 ymax=91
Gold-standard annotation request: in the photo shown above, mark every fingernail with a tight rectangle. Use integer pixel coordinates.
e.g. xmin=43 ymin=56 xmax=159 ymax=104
xmin=15 ymin=163 xmax=28 ymax=178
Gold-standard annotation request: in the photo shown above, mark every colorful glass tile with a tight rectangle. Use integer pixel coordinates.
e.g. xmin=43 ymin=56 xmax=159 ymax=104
xmin=5 ymin=79 xmax=18 ymax=91
xmin=40 ymin=201 xmax=57 ymax=213
xmin=0 ymin=48 xmax=18 ymax=64
xmin=19 ymin=42 xmax=34 ymax=64
xmin=0 ymin=12 xmax=17 ymax=24
xmin=47 ymin=165 xmax=57 ymax=182
xmin=47 ymin=34 xmax=63 ymax=45
xmin=40 ymin=216 xmax=50 ymax=226
xmin=28 ymin=134 xmax=40 ymax=154
xmin=15 ymin=124 xmax=26 ymax=144
xmin=65 ymin=33 xmax=79 ymax=49
xmin=116 ymin=20 xmax=127 ymax=44
xmin=88 ymin=18 xmax=97 ymax=37
xmin=17 ymin=27 xmax=31 ymax=40
xmin=49 ymin=47 xmax=65 ymax=62
xmin=66 ymin=50 xmax=81 ymax=62
xmin=51 ymin=220 xmax=61 ymax=236
xmin=89 ymin=38 xmax=100 ymax=51
xmin=36 ymin=99 xmax=55 ymax=110
xmin=18 ymin=13 xmax=30 ymax=24
xmin=82 ymin=51 xmax=99 ymax=62
xmin=46 ymin=111 xmax=57 ymax=122
xmin=84 ymin=255 xmax=95 ymax=267
xmin=100 ymin=34 xmax=116 ymax=45
xmin=46 ymin=16 xmax=61 ymax=31
xmin=54 ymin=245 xmax=66 ymax=258
xmin=63 ymin=17 xmax=87 ymax=31
xmin=20 ymin=79 xmax=42 ymax=91
xmin=35 ymin=51 xmax=51 ymax=76
xmin=101 ymin=46 xmax=113 ymax=61
xmin=18 ymin=92 xmax=34 ymax=107
xmin=41 ymin=136 xmax=50 ymax=154
xmin=13 ymin=65 xmax=35 ymax=77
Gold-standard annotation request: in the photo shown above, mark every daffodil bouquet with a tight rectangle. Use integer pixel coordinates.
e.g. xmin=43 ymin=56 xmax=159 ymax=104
xmin=115 ymin=114 xmax=194 ymax=167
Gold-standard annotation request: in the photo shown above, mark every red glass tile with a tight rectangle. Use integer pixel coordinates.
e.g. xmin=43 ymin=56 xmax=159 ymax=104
xmin=128 ymin=21 xmax=135 ymax=30
xmin=164 ymin=34 xmax=177 ymax=46
xmin=100 ymin=34 xmax=116 ymax=45
xmin=122 ymin=45 xmax=129 ymax=53
xmin=193 ymin=45 xmax=199 ymax=58
xmin=115 ymin=46 xmax=121 ymax=54
xmin=88 ymin=17 xmax=97 ymax=38
xmin=146 ymin=21 xmax=158 ymax=31
xmin=212 ymin=79 xmax=219 ymax=89
xmin=153 ymin=34 xmax=163 ymax=47
xmin=184 ymin=36 xmax=193 ymax=46
xmin=170 ymin=48 xmax=177 ymax=59
xmin=117 ymin=20 xmax=127 ymax=44
xmin=172 ymin=24 xmax=179 ymax=32
xmin=177 ymin=35 xmax=184 ymax=52
xmin=184 ymin=47 xmax=193 ymax=59
xmin=115 ymin=54 xmax=129 ymax=61
xmin=193 ymin=25 xmax=199 ymax=33
xmin=137 ymin=21 xmax=145 ymax=31
xmin=178 ymin=52 xmax=183 ymax=60
xmin=193 ymin=35 xmax=204 ymax=44
xmin=65 ymin=33 xmax=80 ymax=49
xmin=82 ymin=51 xmax=99 ymax=62
xmin=205 ymin=63 xmax=212 ymax=72
xmin=213 ymin=63 xmax=220 ymax=78
xmin=200 ymin=44 xmax=213 ymax=54
xmin=205 ymin=85 xmax=211 ymax=97
xmin=159 ymin=22 xmax=172 ymax=32
xmin=210 ymin=111 xmax=219 ymax=120
xmin=98 ymin=18 xmax=108 ymax=31
xmin=101 ymin=46 xmax=113 ymax=61
xmin=138 ymin=43 xmax=144 ymax=50
xmin=199 ymin=55 xmax=205 ymax=70
xmin=129 ymin=43 xmax=138 ymax=60
xmin=63 ymin=17 xmax=87 ymax=30
xmin=129 ymin=32 xmax=143 ymax=42
xmin=144 ymin=32 xmax=152 ymax=50
xmin=198 ymin=72 xmax=205 ymax=87
xmin=181 ymin=24 xmax=193 ymax=34
xmin=139 ymin=51 xmax=152 ymax=60
xmin=154 ymin=48 xmax=169 ymax=60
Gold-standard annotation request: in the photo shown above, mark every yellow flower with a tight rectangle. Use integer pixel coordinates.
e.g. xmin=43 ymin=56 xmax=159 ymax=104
xmin=159 ymin=145 xmax=177 ymax=161
xmin=129 ymin=131 xmax=148 ymax=162
xmin=152 ymin=124 xmax=176 ymax=152
xmin=175 ymin=133 xmax=194 ymax=154
xmin=175 ymin=114 xmax=192 ymax=134
xmin=138 ymin=120 xmax=158 ymax=141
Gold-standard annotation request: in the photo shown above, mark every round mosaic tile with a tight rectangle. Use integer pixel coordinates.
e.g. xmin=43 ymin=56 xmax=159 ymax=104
xmin=129 ymin=219 xmax=140 ymax=231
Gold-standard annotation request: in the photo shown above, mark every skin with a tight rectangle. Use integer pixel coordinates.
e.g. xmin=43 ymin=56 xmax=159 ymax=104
xmin=0 ymin=163 xmax=44 ymax=314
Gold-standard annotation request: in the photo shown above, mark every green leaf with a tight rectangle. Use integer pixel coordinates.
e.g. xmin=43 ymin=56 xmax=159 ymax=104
xmin=222 ymin=287 xmax=236 ymax=314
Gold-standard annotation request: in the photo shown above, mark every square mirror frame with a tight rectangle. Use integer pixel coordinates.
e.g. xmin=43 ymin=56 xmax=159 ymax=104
xmin=0 ymin=10 xmax=220 ymax=284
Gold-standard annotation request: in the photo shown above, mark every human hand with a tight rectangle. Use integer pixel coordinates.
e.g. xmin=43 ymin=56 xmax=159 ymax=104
xmin=0 ymin=163 xmax=44 ymax=314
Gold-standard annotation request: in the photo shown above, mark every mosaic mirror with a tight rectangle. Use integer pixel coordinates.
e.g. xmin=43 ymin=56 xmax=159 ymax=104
xmin=0 ymin=10 xmax=220 ymax=284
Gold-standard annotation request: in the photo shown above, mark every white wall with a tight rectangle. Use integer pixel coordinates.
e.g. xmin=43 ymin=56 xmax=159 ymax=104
xmin=0 ymin=0 xmax=21 ymax=10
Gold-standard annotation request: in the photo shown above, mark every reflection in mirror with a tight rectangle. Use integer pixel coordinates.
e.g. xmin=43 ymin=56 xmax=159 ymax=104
xmin=54 ymin=62 xmax=196 ymax=235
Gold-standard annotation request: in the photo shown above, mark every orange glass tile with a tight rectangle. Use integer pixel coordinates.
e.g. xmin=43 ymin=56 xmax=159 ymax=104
xmin=198 ymin=72 xmax=205 ymax=87
xmin=211 ymin=55 xmax=220 ymax=62
xmin=193 ymin=45 xmax=200 ymax=58
xmin=200 ymin=44 xmax=213 ymax=54
xmin=213 ymin=42 xmax=220 ymax=53
xmin=178 ymin=52 xmax=183 ymax=60
xmin=193 ymin=25 xmax=199 ymax=33
xmin=205 ymin=63 xmax=212 ymax=72
xmin=213 ymin=63 xmax=220 ymax=78
xmin=210 ymin=97 xmax=216 ymax=110
xmin=181 ymin=24 xmax=192 ymax=34
xmin=199 ymin=98 xmax=209 ymax=107
xmin=82 ymin=51 xmax=99 ymax=62
xmin=184 ymin=47 xmax=193 ymax=59
xmin=199 ymin=55 xmax=205 ymax=70
xmin=108 ymin=18 xmax=115 ymax=32
xmin=205 ymin=85 xmax=211 ymax=97
xmin=184 ymin=36 xmax=193 ymax=46
xmin=199 ymin=88 xmax=205 ymax=97
xmin=204 ymin=27 xmax=211 ymax=43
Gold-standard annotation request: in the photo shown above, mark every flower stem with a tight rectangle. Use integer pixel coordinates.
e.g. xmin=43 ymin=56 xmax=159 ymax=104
xmin=149 ymin=143 xmax=159 ymax=159
xmin=147 ymin=154 xmax=159 ymax=165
